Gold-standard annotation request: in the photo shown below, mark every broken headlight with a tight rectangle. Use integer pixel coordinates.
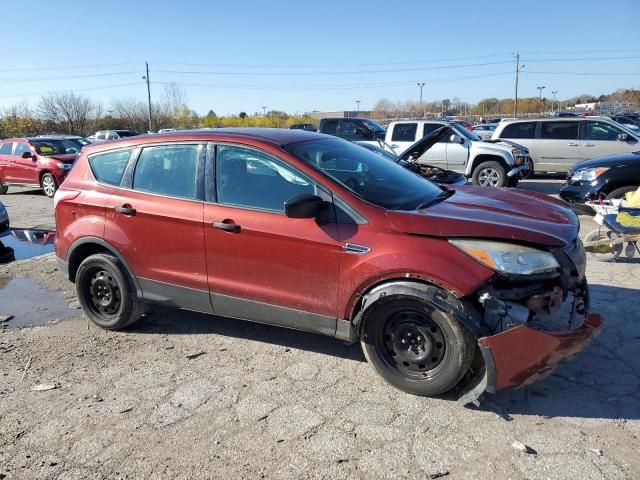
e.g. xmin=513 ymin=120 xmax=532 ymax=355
xmin=449 ymin=239 xmax=559 ymax=276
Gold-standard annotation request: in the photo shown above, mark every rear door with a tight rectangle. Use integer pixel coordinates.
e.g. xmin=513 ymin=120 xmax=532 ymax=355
xmin=203 ymin=143 xmax=341 ymax=334
xmin=580 ymin=120 xmax=640 ymax=160
xmin=103 ymin=143 xmax=210 ymax=312
xmin=388 ymin=122 xmax=419 ymax=154
xmin=536 ymin=121 xmax=580 ymax=172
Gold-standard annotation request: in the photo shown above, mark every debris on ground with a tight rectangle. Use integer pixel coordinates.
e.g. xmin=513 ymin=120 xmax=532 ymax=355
xmin=186 ymin=351 xmax=206 ymax=360
xmin=31 ymin=383 xmax=59 ymax=391
xmin=429 ymin=472 xmax=450 ymax=479
xmin=512 ymin=440 xmax=536 ymax=454
xmin=0 ymin=314 xmax=13 ymax=323
xmin=588 ymin=448 xmax=603 ymax=456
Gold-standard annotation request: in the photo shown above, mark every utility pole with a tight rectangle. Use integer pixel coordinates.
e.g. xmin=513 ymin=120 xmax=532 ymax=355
xmin=513 ymin=53 xmax=525 ymax=118
xmin=142 ymin=62 xmax=153 ymax=132
xmin=537 ymin=86 xmax=546 ymax=114
xmin=551 ymin=90 xmax=558 ymax=113
xmin=356 ymin=100 xmax=361 ymax=113
xmin=417 ymin=82 xmax=425 ymax=118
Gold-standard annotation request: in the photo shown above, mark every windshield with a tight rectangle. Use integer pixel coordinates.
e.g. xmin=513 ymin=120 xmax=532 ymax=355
xmin=285 ymin=138 xmax=443 ymax=210
xmin=451 ymin=123 xmax=481 ymax=141
xmin=361 ymin=119 xmax=386 ymax=133
xmin=30 ymin=140 xmax=80 ymax=155
xmin=355 ymin=142 xmax=398 ymax=161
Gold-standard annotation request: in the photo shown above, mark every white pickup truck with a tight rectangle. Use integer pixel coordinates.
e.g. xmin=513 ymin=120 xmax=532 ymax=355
xmin=382 ymin=120 xmax=531 ymax=187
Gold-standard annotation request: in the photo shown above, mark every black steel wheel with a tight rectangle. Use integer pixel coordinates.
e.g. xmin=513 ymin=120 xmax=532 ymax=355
xmin=75 ymin=253 xmax=142 ymax=330
xmin=361 ymin=295 xmax=476 ymax=397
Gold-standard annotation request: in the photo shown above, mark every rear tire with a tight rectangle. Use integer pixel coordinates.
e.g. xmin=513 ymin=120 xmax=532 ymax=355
xmin=472 ymin=161 xmax=507 ymax=187
xmin=361 ymin=296 xmax=476 ymax=397
xmin=75 ymin=253 xmax=143 ymax=330
xmin=41 ymin=173 xmax=57 ymax=198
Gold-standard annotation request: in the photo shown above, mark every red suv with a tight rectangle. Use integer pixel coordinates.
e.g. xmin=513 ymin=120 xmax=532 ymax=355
xmin=0 ymin=137 xmax=80 ymax=197
xmin=54 ymin=129 xmax=601 ymax=402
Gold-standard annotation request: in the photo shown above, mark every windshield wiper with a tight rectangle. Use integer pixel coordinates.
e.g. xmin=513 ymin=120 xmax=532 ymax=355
xmin=414 ymin=188 xmax=455 ymax=210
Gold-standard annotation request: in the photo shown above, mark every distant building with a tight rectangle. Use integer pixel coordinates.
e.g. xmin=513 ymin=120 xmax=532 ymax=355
xmin=308 ymin=111 xmax=373 ymax=120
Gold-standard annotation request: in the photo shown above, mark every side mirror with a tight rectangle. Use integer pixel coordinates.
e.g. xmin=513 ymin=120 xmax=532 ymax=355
xmin=618 ymin=133 xmax=629 ymax=141
xmin=284 ymin=194 xmax=326 ymax=219
xmin=450 ymin=134 xmax=464 ymax=144
xmin=21 ymin=151 xmax=34 ymax=159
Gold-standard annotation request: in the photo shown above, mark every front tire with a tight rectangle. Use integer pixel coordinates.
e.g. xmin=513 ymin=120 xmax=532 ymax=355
xmin=41 ymin=173 xmax=57 ymax=198
xmin=0 ymin=179 xmax=7 ymax=195
xmin=75 ymin=253 xmax=143 ymax=330
xmin=472 ymin=161 xmax=506 ymax=187
xmin=361 ymin=296 xmax=476 ymax=397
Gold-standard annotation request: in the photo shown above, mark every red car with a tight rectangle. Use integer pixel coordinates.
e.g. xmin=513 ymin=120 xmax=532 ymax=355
xmin=54 ymin=129 xmax=601 ymax=403
xmin=0 ymin=137 xmax=79 ymax=197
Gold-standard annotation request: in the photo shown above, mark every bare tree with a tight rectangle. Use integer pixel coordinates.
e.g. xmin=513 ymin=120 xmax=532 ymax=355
xmin=37 ymin=92 xmax=96 ymax=135
xmin=109 ymin=98 xmax=151 ymax=133
xmin=161 ymin=82 xmax=187 ymax=115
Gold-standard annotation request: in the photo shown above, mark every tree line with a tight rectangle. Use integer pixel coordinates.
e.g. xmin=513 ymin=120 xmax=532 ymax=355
xmin=0 ymin=83 xmax=316 ymax=138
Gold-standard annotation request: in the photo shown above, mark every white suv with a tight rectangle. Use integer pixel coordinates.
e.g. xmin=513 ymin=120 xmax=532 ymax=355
xmin=492 ymin=117 xmax=640 ymax=173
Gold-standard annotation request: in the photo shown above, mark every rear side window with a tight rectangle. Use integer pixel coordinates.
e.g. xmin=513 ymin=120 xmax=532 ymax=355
xmin=321 ymin=120 xmax=338 ymax=135
xmin=89 ymin=150 xmax=131 ymax=186
xmin=500 ymin=122 xmax=536 ymax=139
xmin=0 ymin=143 xmax=13 ymax=155
xmin=392 ymin=123 xmax=417 ymax=142
xmin=133 ymin=145 xmax=200 ymax=200
xmin=540 ymin=121 xmax=579 ymax=140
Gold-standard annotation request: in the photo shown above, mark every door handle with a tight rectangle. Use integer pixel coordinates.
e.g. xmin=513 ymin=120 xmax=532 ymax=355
xmin=115 ymin=205 xmax=136 ymax=216
xmin=213 ymin=220 xmax=240 ymax=233
xmin=584 ymin=143 xmax=595 ymax=147
xmin=567 ymin=143 xmax=579 ymax=147
xmin=390 ymin=144 xmax=400 ymax=149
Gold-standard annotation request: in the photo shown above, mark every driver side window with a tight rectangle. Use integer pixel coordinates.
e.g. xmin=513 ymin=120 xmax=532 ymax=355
xmin=215 ymin=145 xmax=314 ymax=213
xmin=14 ymin=143 xmax=31 ymax=157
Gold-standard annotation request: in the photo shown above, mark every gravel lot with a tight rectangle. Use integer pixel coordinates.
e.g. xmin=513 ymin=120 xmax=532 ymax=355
xmin=1 ymin=181 xmax=639 ymax=479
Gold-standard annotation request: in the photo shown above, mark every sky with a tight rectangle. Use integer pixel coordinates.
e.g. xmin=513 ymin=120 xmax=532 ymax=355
xmin=1 ymin=0 xmax=639 ymax=116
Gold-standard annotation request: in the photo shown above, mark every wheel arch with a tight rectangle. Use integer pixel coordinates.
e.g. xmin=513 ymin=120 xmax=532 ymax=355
xmin=469 ymin=154 xmax=509 ymax=176
xmin=350 ymin=279 xmax=485 ymax=341
xmin=67 ymin=237 xmax=142 ymax=297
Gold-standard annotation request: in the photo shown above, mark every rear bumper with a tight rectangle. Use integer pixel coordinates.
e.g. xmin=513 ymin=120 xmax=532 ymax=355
xmin=478 ymin=313 xmax=602 ymax=393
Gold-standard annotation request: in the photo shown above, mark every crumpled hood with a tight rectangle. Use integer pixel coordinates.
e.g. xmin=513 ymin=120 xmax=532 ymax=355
xmin=386 ymin=185 xmax=578 ymax=247
xmin=48 ymin=153 xmax=78 ymax=163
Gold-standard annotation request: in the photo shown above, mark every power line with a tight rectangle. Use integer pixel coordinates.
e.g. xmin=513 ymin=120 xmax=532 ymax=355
xmin=0 ymin=71 xmax=139 ymax=84
xmin=153 ymin=52 xmax=513 ymax=69
xmin=0 ymin=82 xmax=142 ymax=98
xmin=153 ymin=60 xmax=514 ymax=77
xmin=0 ymin=62 xmax=141 ymax=73
xmin=523 ymin=70 xmax=640 ymax=76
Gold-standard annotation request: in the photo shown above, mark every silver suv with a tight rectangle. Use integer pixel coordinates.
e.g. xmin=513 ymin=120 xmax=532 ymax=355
xmin=492 ymin=117 xmax=640 ymax=173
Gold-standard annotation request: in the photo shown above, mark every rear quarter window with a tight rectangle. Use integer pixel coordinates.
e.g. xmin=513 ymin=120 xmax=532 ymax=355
xmin=89 ymin=149 xmax=131 ymax=186
xmin=0 ymin=143 xmax=13 ymax=155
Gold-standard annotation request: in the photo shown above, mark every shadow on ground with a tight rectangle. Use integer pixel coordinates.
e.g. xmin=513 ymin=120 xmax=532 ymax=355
xmin=129 ymin=282 xmax=639 ymax=420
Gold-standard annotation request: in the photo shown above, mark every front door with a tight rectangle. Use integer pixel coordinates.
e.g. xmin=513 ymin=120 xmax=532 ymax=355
xmin=103 ymin=143 xmax=210 ymax=312
xmin=203 ymin=144 xmax=341 ymax=335
xmin=536 ymin=121 xmax=581 ymax=172
xmin=580 ymin=120 xmax=640 ymax=160
xmin=12 ymin=142 xmax=39 ymax=184
xmin=417 ymin=123 xmax=447 ymax=167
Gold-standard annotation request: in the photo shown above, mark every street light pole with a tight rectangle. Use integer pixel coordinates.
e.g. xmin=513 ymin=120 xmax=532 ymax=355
xmin=261 ymin=106 xmax=267 ymax=116
xmin=142 ymin=62 xmax=153 ymax=132
xmin=537 ymin=86 xmax=546 ymax=114
xmin=417 ymin=82 xmax=425 ymax=118
xmin=551 ymin=90 xmax=558 ymax=113
xmin=356 ymin=100 xmax=361 ymax=113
